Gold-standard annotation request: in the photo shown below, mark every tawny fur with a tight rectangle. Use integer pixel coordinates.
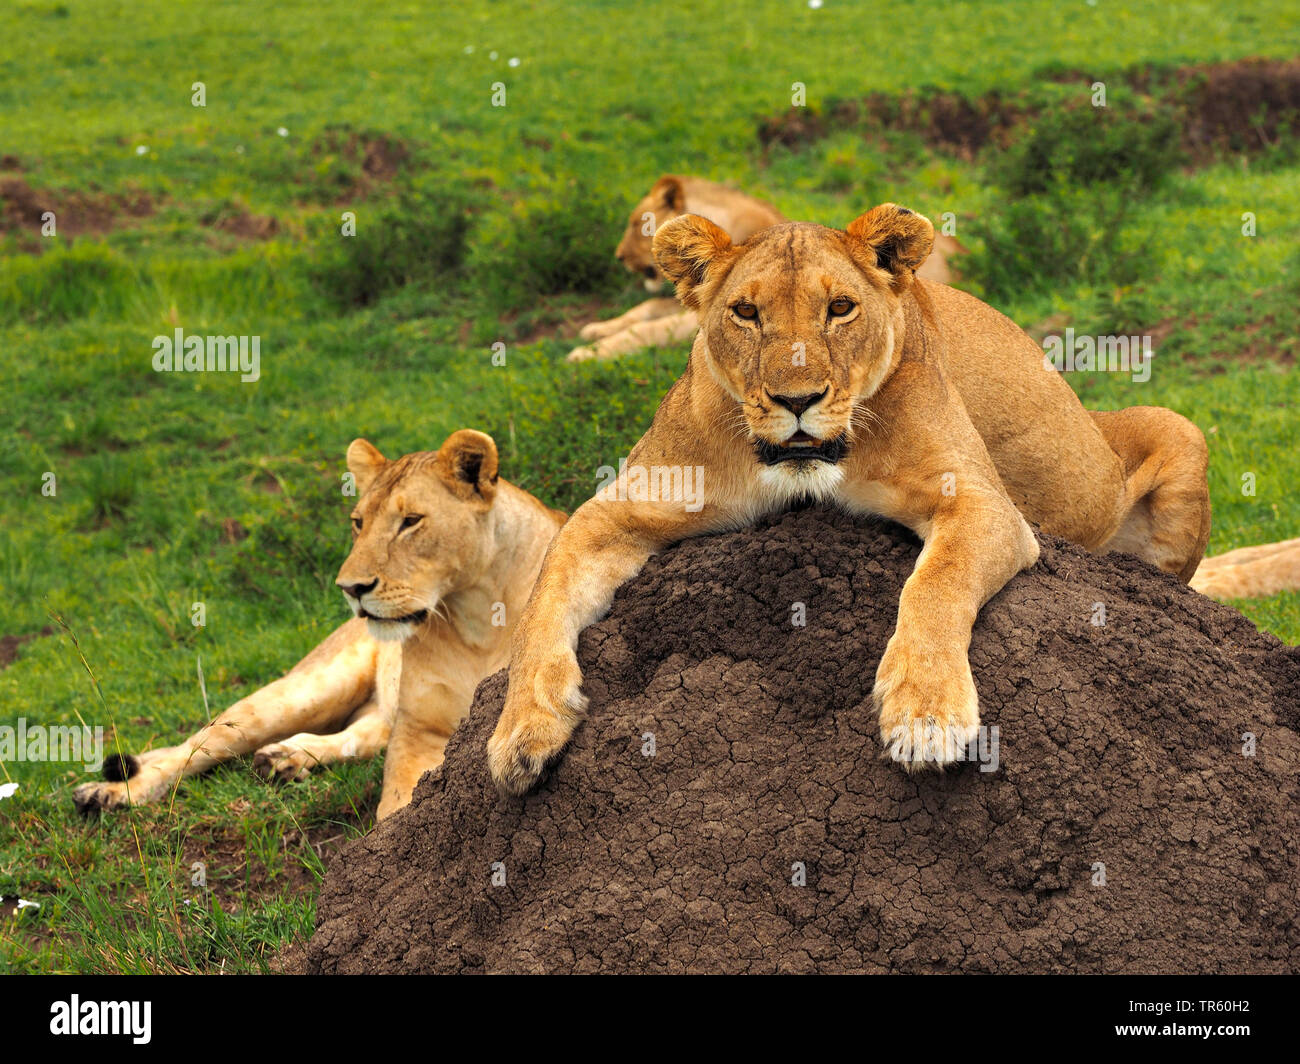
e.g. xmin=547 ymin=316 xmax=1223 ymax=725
xmin=491 ymin=206 xmax=1216 ymax=793
xmin=570 ymin=175 xmax=961 ymax=363
xmin=74 ymin=431 xmax=564 ymax=820
xmin=1192 ymin=538 xmax=1300 ymax=601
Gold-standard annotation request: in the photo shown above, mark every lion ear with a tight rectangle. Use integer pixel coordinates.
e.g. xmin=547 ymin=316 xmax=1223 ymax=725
xmin=346 ymin=438 xmax=387 ymax=496
xmin=653 ymin=214 xmax=735 ymax=309
xmin=845 ymin=204 xmax=934 ymax=289
xmin=651 ymin=175 xmax=686 ymax=212
xmin=436 ymin=429 xmax=499 ymax=506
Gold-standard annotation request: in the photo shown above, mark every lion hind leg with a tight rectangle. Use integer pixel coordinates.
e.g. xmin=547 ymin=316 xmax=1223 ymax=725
xmin=1088 ymin=407 xmax=1211 ymax=582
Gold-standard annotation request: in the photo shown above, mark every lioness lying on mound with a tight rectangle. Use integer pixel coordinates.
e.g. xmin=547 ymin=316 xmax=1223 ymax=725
xmin=569 ymin=174 xmax=962 ymax=363
xmin=74 ymin=431 xmax=564 ymax=820
xmin=489 ymin=204 xmax=1213 ymax=792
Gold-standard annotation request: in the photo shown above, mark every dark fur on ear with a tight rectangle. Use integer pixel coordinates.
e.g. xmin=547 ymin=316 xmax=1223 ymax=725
xmin=652 ymin=214 xmax=736 ymax=309
xmin=436 ymin=429 xmax=499 ymax=505
xmin=845 ymin=204 xmax=935 ymax=289
xmin=651 ymin=175 xmax=686 ymax=213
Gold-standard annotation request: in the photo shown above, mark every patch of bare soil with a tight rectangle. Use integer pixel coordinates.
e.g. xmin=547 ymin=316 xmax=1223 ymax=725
xmin=0 ymin=626 xmax=55 ymax=669
xmin=758 ymin=57 xmax=1300 ymax=164
xmin=308 ymin=128 xmax=413 ymax=202
xmin=1176 ymin=57 xmax=1300 ymax=159
xmin=759 ymin=90 xmax=1025 ymax=157
xmin=0 ymin=177 xmax=154 ymax=246
xmin=203 ymin=205 xmax=280 ymax=240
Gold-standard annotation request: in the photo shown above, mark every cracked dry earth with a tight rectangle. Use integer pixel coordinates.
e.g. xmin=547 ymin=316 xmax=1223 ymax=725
xmin=299 ymin=507 xmax=1300 ymax=974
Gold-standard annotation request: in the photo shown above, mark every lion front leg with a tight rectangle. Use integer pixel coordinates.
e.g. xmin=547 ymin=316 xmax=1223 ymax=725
xmin=867 ymin=487 xmax=1038 ymax=771
xmin=576 ymin=296 xmax=680 ymax=342
xmin=253 ymin=695 xmax=392 ymax=783
xmin=567 ymin=309 xmax=698 ymax=363
xmin=487 ymin=500 xmax=698 ymax=795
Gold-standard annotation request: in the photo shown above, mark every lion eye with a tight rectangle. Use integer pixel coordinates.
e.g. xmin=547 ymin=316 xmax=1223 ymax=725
xmin=828 ymin=297 xmax=855 ymax=318
xmin=732 ymin=301 xmax=758 ymax=321
xmin=400 ymin=514 xmax=424 ymax=530
xmin=351 ymin=516 xmax=363 ymax=533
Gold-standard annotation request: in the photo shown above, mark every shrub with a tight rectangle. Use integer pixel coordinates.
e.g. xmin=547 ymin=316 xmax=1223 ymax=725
xmin=308 ymin=178 xmax=478 ymax=309
xmin=990 ymin=103 xmax=1182 ymax=198
xmin=468 ymin=178 xmax=626 ymax=313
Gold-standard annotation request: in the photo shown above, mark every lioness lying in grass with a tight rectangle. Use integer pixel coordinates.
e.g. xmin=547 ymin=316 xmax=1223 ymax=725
xmin=75 ymin=431 xmax=564 ymax=819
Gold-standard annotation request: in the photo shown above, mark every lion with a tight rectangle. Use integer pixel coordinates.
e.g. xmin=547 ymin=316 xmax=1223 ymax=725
xmin=489 ymin=204 xmax=1216 ymax=793
xmin=74 ymin=430 xmax=564 ymax=820
xmin=569 ymin=174 xmax=962 ymax=363
xmin=1192 ymin=538 xmax=1300 ymax=600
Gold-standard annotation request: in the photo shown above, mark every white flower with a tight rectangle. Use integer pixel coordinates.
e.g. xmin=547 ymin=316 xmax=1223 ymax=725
xmin=277 ymin=126 xmax=289 ymax=137
xmin=17 ymin=898 xmax=39 ymax=910
xmin=463 ymin=45 xmax=474 ymax=54
xmin=489 ymin=50 xmax=499 ymax=60
xmin=508 ymin=57 xmax=521 ymax=67
xmin=135 ymin=145 xmax=149 ymax=156
xmin=809 ymin=0 xmax=824 ymax=8
xmin=235 ymin=145 xmax=245 ymax=154
xmin=0 ymin=782 xmax=17 ymax=800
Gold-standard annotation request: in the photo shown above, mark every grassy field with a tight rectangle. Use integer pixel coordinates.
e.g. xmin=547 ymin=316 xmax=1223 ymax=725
xmin=1 ymin=1 xmax=1297 ymax=972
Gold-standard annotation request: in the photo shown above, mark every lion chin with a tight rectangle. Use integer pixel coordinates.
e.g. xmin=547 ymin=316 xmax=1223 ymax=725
xmin=755 ymin=457 xmax=846 ymax=504
xmin=361 ymin=609 xmax=430 ymax=643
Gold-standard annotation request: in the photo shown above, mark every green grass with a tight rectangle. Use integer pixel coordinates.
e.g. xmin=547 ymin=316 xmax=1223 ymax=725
xmin=2 ymin=0 xmax=1298 ymax=973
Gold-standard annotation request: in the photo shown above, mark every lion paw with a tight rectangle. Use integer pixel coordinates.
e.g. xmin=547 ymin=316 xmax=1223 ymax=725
xmin=72 ymin=780 xmax=132 ymax=814
xmin=487 ymin=651 xmax=587 ymax=795
xmin=73 ymin=755 xmax=164 ymax=813
xmin=566 ymin=344 xmax=599 ymax=364
xmin=578 ymin=321 xmax=618 ymax=341
xmin=873 ymin=637 xmax=980 ymax=771
xmin=253 ymin=742 xmax=320 ymax=783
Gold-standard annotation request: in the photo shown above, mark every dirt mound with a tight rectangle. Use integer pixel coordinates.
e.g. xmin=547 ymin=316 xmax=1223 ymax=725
xmin=203 ymin=204 xmax=280 ymax=240
xmin=0 ymin=177 xmax=154 ymax=244
xmin=1182 ymin=57 xmax=1300 ymax=158
xmin=299 ymin=507 xmax=1300 ymax=974
xmin=307 ymin=127 xmax=412 ymax=202
xmin=758 ymin=57 xmax=1300 ymax=163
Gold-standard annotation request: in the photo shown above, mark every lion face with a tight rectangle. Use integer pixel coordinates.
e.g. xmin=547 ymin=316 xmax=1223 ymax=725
xmin=653 ymin=205 xmax=934 ymax=486
xmin=335 ymin=431 xmax=501 ymax=643
xmin=614 ymin=176 xmax=687 ymax=290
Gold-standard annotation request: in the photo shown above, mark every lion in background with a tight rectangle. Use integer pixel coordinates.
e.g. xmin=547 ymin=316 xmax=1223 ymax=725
xmin=569 ymin=174 xmax=963 ymax=363
xmin=74 ymin=430 xmax=564 ymax=820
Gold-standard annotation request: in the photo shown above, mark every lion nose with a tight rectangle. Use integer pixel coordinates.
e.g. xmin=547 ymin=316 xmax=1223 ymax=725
xmin=339 ymin=578 xmax=378 ymax=599
xmin=768 ymin=388 xmax=828 ymax=416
